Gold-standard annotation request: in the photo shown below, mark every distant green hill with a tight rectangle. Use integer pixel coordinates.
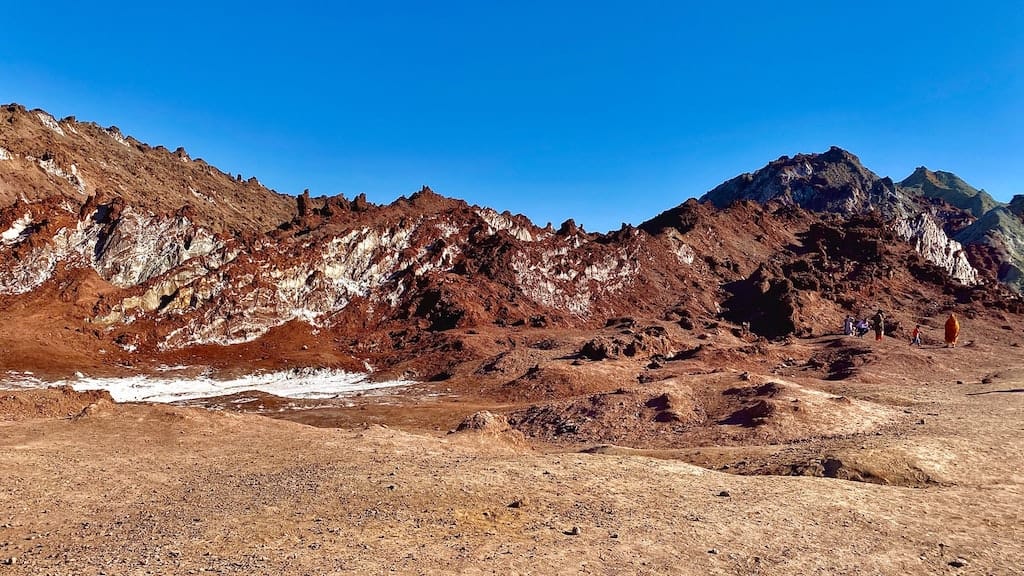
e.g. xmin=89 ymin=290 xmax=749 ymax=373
xmin=898 ymin=167 xmax=1002 ymax=218
xmin=955 ymin=198 xmax=1024 ymax=289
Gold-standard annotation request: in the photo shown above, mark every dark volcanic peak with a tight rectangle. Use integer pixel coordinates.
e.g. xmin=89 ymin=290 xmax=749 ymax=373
xmin=700 ymin=146 xmax=910 ymax=217
xmin=898 ymin=166 xmax=1001 ymax=218
xmin=1008 ymin=195 xmax=1024 ymax=218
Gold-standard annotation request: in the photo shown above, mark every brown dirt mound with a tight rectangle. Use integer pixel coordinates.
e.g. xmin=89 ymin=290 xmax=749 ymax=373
xmin=508 ymin=382 xmax=707 ymax=445
xmin=710 ymin=379 xmax=899 ymax=443
xmin=0 ymin=386 xmax=114 ymax=421
xmin=448 ymin=411 xmax=530 ymax=452
xmin=455 ymin=410 xmax=514 ymax=433
xmin=805 ymin=339 xmax=877 ymax=380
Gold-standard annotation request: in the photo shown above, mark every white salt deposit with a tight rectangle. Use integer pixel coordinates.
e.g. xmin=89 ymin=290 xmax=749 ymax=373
xmin=1 ymin=214 xmax=32 ymax=245
xmin=0 ymin=368 xmax=414 ymax=403
xmin=37 ymin=112 xmax=65 ymax=136
xmin=38 ymin=159 xmax=87 ymax=194
xmin=107 ymin=128 xmax=129 ymax=146
xmin=0 ymin=147 xmax=11 ymax=160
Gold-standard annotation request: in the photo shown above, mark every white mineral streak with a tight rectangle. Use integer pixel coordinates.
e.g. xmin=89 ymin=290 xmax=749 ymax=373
xmin=512 ymin=239 xmax=642 ymax=318
xmin=0 ymin=208 xmax=226 ymax=295
xmin=189 ymin=187 xmax=216 ymax=203
xmin=0 ymin=368 xmax=415 ymax=403
xmin=674 ymin=241 xmax=695 ymax=265
xmin=1 ymin=214 xmax=32 ymax=246
xmin=107 ymin=127 xmax=129 ymax=146
xmin=38 ymin=158 xmax=87 ymax=194
xmin=893 ymin=214 xmax=979 ymax=285
xmin=93 ymin=208 xmax=222 ymax=286
xmin=70 ymin=164 xmax=86 ymax=194
xmin=0 ymin=147 xmax=12 ymax=160
xmin=37 ymin=112 xmax=65 ymax=136
xmin=476 ymin=208 xmax=548 ymax=242
xmin=0 ymin=223 xmax=87 ymax=294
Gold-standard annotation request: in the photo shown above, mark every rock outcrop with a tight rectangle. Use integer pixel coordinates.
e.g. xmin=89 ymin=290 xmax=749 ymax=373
xmin=698 ymin=147 xmax=981 ymax=287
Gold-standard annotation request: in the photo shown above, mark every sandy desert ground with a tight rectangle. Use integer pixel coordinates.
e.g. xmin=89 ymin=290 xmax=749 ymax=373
xmin=2 ymin=328 xmax=1023 ymax=575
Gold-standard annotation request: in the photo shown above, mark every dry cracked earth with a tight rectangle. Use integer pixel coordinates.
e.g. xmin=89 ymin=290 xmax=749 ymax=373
xmin=3 ymin=321 xmax=1024 ymax=576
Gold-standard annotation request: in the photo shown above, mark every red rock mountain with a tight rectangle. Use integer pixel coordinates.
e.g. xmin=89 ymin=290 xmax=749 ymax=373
xmin=1 ymin=105 xmax=1020 ymax=378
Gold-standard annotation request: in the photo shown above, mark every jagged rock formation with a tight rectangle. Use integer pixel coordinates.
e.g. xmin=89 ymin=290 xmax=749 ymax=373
xmin=702 ymin=147 xmax=913 ymax=217
xmin=699 ymin=147 xmax=979 ymax=286
xmin=892 ymin=214 xmax=978 ymax=285
xmin=1 ymin=106 xmax=1021 ymax=375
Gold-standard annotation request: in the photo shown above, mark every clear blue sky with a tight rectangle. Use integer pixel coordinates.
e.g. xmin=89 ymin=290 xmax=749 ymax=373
xmin=2 ymin=1 xmax=1021 ymax=231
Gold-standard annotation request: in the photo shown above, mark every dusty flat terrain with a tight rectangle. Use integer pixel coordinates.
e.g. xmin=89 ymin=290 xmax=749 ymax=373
xmin=2 ymin=331 xmax=1024 ymax=575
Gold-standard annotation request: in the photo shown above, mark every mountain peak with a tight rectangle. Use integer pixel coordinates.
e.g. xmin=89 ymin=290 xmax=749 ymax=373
xmin=699 ymin=147 xmax=901 ymax=216
xmin=820 ymin=145 xmax=861 ymax=163
xmin=898 ymin=166 xmax=1000 ymax=218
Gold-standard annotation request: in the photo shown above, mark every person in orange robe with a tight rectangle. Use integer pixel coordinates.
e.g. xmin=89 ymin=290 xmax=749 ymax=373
xmin=944 ymin=313 xmax=960 ymax=348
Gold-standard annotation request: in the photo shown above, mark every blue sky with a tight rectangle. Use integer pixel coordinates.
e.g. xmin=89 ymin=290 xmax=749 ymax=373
xmin=2 ymin=1 xmax=1021 ymax=231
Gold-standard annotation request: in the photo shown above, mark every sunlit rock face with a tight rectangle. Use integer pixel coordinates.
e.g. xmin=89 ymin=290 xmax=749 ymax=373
xmin=699 ymin=146 xmax=981 ymax=285
xmin=91 ymin=208 xmax=223 ymax=287
xmin=893 ymin=214 xmax=978 ymax=286
xmin=702 ymin=147 xmax=915 ymax=218
xmin=0 ymin=204 xmax=228 ymax=295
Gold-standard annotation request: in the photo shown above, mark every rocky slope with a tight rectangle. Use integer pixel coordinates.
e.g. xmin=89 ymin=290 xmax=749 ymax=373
xmin=0 ymin=104 xmax=294 ymax=234
xmin=1 ymin=107 xmax=1020 ymax=378
xmin=699 ymin=147 xmax=991 ymax=286
xmin=954 ymin=199 xmax=1024 ymax=290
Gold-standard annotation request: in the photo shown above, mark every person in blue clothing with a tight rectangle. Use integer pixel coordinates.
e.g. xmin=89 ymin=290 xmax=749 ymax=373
xmin=843 ymin=315 xmax=855 ymax=336
xmin=855 ymin=319 xmax=870 ymax=337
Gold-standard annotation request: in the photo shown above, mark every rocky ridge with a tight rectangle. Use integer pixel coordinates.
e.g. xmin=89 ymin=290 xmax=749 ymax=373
xmin=1 ymin=106 xmax=1021 ymax=378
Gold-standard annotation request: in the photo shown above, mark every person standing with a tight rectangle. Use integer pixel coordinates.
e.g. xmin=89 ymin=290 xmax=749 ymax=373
xmin=871 ymin=309 xmax=885 ymax=341
xmin=944 ymin=313 xmax=960 ymax=348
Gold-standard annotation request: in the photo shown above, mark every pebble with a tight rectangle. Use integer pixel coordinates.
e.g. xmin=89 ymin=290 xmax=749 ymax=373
xmin=948 ymin=558 xmax=967 ymax=568
xmin=565 ymin=526 xmax=580 ymax=536
xmin=717 ymin=490 xmax=730 ymax=497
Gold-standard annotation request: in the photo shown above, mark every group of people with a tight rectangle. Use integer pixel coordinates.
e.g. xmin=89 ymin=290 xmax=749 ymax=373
xmin=843 ymin=311 xmax=961 ymax=347
xmin=842 ymin=310 xmax=887 ymax=341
